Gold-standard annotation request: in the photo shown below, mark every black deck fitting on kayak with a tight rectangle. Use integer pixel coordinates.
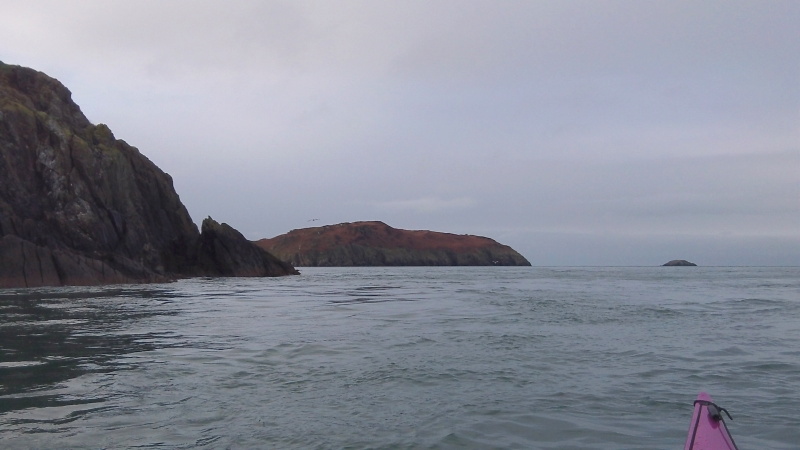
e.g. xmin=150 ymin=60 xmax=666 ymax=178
xmin=688 ymin=398 xmax=740 ymax=450
xmin=694 ymin=399 xmax=734 ymax=422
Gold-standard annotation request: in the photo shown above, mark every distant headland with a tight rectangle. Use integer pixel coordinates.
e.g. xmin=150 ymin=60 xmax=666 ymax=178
xmin=256 ymin=221 xmax=531 ymax=267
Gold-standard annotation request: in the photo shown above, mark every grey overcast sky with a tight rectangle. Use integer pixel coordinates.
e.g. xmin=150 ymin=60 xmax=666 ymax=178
xmin=1 ymin=1 xmax=798 ymax=265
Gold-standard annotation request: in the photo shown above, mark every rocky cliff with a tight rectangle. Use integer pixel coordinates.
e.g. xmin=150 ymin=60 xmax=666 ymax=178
xmin=0 ymin=61 xmax=297 ymax=287
xmin=256 ymin=221 xmax=531 ymax=267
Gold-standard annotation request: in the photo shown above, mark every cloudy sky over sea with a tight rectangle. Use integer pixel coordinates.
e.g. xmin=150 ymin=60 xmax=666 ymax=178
xmin=1 ymin=1 xmax=797 ymax=265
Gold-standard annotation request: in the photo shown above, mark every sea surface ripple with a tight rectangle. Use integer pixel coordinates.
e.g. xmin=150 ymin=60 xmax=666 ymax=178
xmin=1 ymin=267 xmax=798 ymax=448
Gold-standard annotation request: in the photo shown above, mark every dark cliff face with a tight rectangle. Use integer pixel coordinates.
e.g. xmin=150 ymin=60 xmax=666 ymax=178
xmin=0 ymin=62 xmax=297 ymax=287
xmin=256 ymin=221 xmax=532 ymax=267
xmin=195 ymin=217 xmax=298 ymax=277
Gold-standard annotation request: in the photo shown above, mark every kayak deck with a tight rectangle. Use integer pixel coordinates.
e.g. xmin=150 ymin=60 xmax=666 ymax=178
xmin=684 ymin=392 xmax=739 ymax=450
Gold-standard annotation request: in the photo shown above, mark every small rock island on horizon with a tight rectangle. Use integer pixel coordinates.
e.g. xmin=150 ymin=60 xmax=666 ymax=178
xmin=662 ymin=260 xmax=697 ymax=266
xmin=256 ymin=221 xmax=531 ymax=267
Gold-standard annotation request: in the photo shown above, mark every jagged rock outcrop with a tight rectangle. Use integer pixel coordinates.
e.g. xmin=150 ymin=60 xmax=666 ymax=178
xmin=0 ymin=61 xmax=297 ymax=287
xmin=195 ymin=217 xmax=297 ymax=277
xmin=256 ymin=221 xmax=531 ymax=267
xmin=662 ymin=260 xmax=697 ymax=266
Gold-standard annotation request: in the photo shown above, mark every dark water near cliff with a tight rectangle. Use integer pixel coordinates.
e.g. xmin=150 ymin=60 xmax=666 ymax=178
xmin=1 ymin=267 xmax=798 ymax=449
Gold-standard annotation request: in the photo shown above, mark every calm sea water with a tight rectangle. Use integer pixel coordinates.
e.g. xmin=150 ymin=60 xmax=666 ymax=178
xmin=1 ymin=267 xmax=798 ymax=449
